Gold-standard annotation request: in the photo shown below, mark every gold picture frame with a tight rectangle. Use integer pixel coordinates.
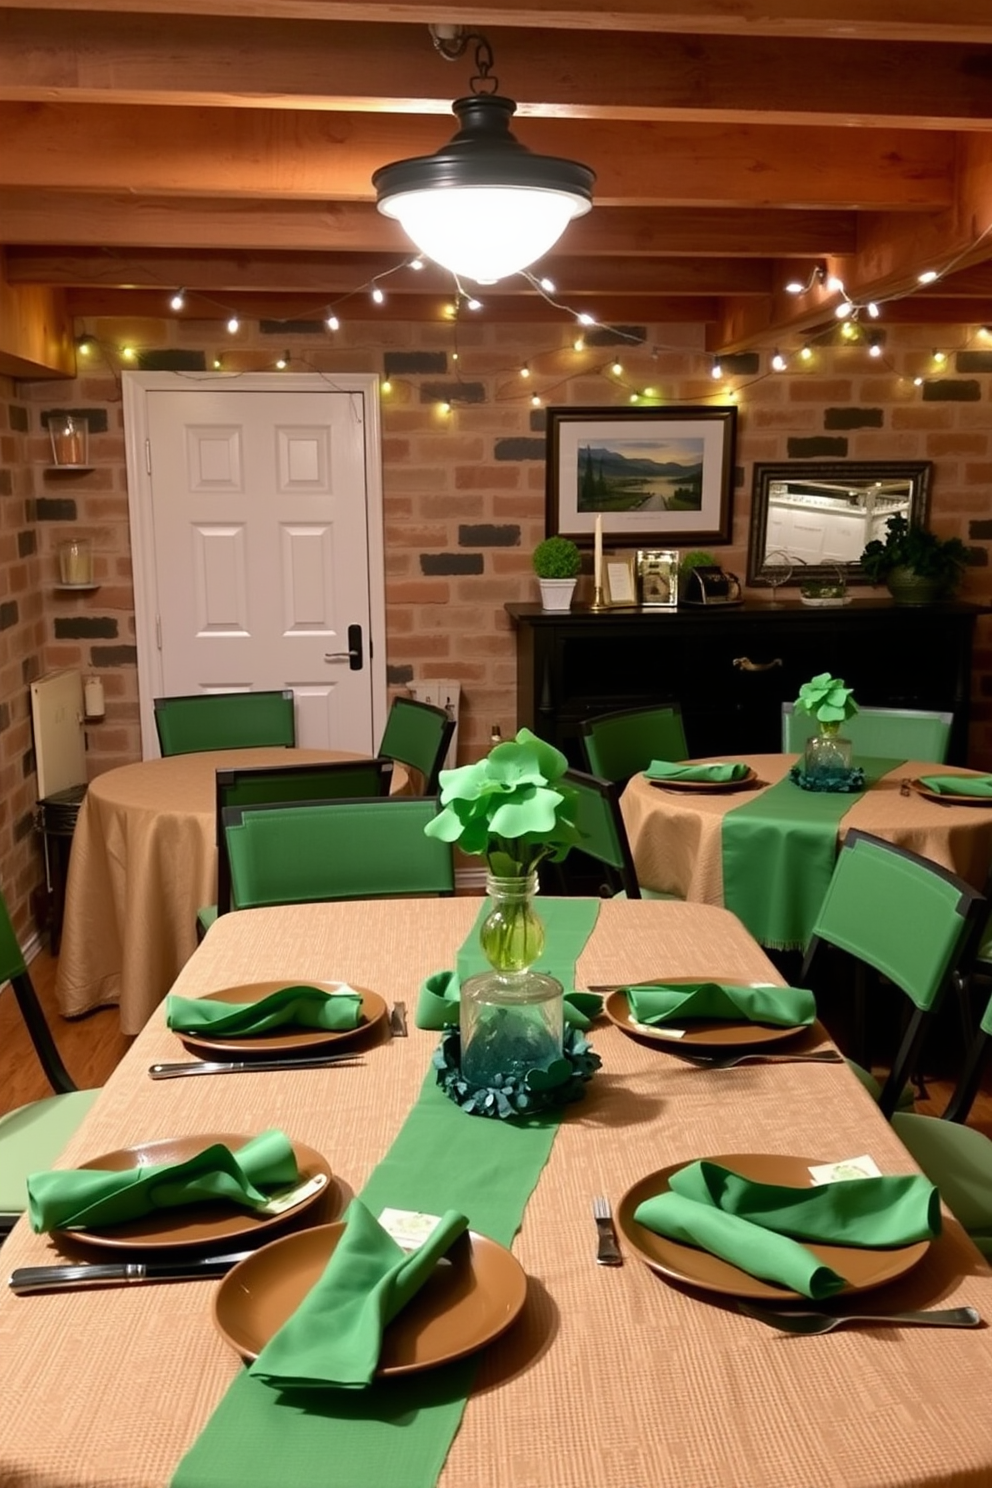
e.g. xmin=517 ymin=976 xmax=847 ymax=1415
xmin=637 ymin=549 xmax=679 ymax=608
xmin=602 ymin=552 xmax=638 ymax=607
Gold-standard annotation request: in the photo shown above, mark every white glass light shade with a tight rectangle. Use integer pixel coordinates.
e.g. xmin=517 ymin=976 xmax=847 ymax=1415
xmin=379 ymin=185 xmax=590 ymax=284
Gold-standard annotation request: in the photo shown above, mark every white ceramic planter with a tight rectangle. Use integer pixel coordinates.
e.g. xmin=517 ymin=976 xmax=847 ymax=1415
xmin=538 ymin=578 xmax=577 ymax=611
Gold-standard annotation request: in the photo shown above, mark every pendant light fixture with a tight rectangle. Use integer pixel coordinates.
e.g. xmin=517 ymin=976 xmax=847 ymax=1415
xmin=373 ymin=33 xmax=594 ymax=285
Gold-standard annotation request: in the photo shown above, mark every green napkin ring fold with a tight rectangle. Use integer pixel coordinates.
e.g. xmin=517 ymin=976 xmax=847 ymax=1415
xmin=166 ymin=985 xmax=362 ymax=1035
xmin=645 ymin=760 xmax=749 ymax=783
xmin=919 ymin=774 xmax=992 ymax=798
xmin=626 ymin=981 xmax=815 ymax=1029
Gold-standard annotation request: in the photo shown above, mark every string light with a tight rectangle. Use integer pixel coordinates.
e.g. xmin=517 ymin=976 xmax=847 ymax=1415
xmin=530 ymin=393 xmax=542 ymax=406
xmin=933 ymin=348 xmax=948 ymax=364
xmin=439 ymin=400 xmax=451 ymax=414
xmin=800 ymin=345 xmax=813 ymax=362
xmin=611 ymin=360 xmax=623 ymax=375
xmin=784 ymin=264 xmax=825 ymax=295
xmin=576 ymin=312 xmax=595 ymax=327
xmin=466 ymin=297 xmax=483 ymax=311
xmin=326 ymin=314 xmax=340 ymax=331
xmin=629 ymin=391 xmax=640 ymax=402
xmin=381 ymin=378 xmax=392 ymax=393
xmin=538 ymin=277 xmax=555 ymax=292
xmin=866 ymin=302 xmax=880 ymax=319
xmin=371 ymin=285 xmax=385 ymax=305
xmin=519 ymin=363 xmax=530 ymax=379
xmin=226 ymin=316 xmax=240 ymax=334
xmin=771 ymin=350 xmax=787 ymax=371
xmin=169 ymin=288 xmax=186 ymax=311
xmin=212 ymin=356 xmax=223 ymax=370
xmin=275 ymin=350 xmax=289 ymax=369
xmin=409 ymin=258 xmax=425 ymax=271
xmin=573 ymin=336 xmax=585 ymax=352
xmin=918 ymin=269 xmax=939 ymax=284
xmin=121 ymin=345 xmax=136 ymax=360
xmin=868 ymin=335 xmax=883 ymax=358
xmin=711 ymin=360 xmax=723 ymax=379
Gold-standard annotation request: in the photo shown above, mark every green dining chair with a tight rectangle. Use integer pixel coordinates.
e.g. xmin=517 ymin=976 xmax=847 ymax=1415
xmin=378 ymin=696 xmax=455 ymax=795
xmin=197 ymin=756 xmax=395 ymax=937
xmin=799 ymin=829 xmax=986 ymax=1119
xmin=550 ymin=768 xmax=680 ymax=901
xmin=781 ymin=702 xmax=953 ymax=761
xmin=0 ymin=885 xmax=99 ymax=1241
xmin=579 ymin=703 xmax=688 ymax=784
xmin=223 ymin=795 xmax=455 ymax=909
xmin=154 ymin=690 xmax=296 ymax=757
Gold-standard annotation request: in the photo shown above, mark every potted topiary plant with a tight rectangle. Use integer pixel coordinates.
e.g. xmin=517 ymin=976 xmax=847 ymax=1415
xmin=860 ymin=515 xmax=969 ymax=605
xmin=533 ymin=535 xmax=582 ymax=611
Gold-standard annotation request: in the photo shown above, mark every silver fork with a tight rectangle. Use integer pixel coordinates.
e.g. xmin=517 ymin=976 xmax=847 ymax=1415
xmin=738 ymin=1300 xmax=981 ymax=1334
xmin=592 ymin=1196 xmax=622 ymax=1266
xmin=389 ymin=1001 xmax=408 ymax=1037
xmin=671 ymin=1049 xmax=844 ymax=1070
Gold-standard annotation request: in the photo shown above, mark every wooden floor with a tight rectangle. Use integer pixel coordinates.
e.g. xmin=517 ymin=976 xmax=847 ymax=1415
xmin=5 ymin=947 xmax=992 ymax=1138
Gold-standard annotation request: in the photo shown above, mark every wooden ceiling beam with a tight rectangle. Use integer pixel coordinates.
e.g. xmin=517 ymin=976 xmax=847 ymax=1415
xmin=3 ymin=1 xmax=991 ymax=47
xmin=4 ymin=246 xmax=775 ymax=297
xmin=4 ymin=13 xmax=992 ymax=131
xmin=0 ymin=102 xmax=955 ymax=210
xmin=64 ymin=287 xmax=721 ymax=322
xmin=0 ymin=193 xmax=859 ymax=258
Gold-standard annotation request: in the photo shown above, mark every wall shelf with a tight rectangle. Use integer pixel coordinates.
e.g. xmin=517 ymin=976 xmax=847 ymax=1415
xmin=44 ymin=465 xmax=95 ymax=475
xmin=54 ymin=583 xmax=100 ymax=593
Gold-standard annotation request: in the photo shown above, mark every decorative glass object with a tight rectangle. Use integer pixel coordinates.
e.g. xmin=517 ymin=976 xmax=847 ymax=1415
xmin=49 ymin=415 xmax=88 ymax=467
xmin=460 ymin=872 xmax=564 ymax=1090
xmin=804 ymin=721 xmax=853 ymax=783
xmin=58 ymin=537 xmax=93 ymax=585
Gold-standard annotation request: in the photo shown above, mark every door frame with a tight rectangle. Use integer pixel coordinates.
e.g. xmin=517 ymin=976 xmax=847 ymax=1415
xmin=123 ymin=370 xmax=387 ymax=758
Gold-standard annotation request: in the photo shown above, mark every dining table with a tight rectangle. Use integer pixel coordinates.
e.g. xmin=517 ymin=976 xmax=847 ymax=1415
xmin=4 ymin=895 xmax=992 ymax=1488
xmin=55 ymin=747 xmax=408 ymax=1035
xmin=621 ymin=754 xmax=992 ymax=950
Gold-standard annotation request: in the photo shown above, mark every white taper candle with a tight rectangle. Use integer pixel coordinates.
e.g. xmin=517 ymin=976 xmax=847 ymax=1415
xmin=594 ymin=514 xmax=603 ymax=590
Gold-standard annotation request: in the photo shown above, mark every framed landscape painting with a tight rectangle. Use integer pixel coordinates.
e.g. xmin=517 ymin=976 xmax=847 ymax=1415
xmin=545 ymin=405 xmax=737 ymax=547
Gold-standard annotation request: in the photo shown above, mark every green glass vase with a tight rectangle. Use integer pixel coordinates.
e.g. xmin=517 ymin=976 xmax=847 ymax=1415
xmin=460 ymin=872 xmax=564 ymax=1090
xmin=804 ymin=719 xmax=853 ymax=784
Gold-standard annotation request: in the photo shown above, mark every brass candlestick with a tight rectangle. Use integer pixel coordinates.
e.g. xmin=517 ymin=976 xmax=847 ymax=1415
xmin=589 ymin=583 xmax=607 ymax=611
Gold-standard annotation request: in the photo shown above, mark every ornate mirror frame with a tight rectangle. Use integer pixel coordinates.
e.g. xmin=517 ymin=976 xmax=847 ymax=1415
xmin=747 ymin=460 xmax=933 ymax=587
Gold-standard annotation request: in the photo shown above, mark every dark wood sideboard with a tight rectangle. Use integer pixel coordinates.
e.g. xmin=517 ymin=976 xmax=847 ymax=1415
xmin=506 ymin=599 xmax=986 ymax=766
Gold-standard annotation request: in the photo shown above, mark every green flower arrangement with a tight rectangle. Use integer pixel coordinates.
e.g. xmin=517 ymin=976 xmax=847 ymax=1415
xmin=424 ymin=727 xmax=580 ymax=877
xmin=794 ymin=672 xmax=858 ymax=725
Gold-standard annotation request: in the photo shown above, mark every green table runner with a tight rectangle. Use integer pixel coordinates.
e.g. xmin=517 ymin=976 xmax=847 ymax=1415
xmin=721 ymin=758 xmax=902 ymax=950
xmin=416 ymin=898 xmax=602 ymax=1030
xmin=170 ymin=899 xmax=601 ymax=1488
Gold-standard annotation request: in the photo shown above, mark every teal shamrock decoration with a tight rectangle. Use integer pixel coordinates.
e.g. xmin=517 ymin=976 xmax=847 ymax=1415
xmin=794 ymin=672 xmax=858 ymax=725
xmin=424 ymin=727 xmax=580 ymax=877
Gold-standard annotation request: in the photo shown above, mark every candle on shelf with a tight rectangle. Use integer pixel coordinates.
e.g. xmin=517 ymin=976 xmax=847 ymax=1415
xmin=49 ymin=415 xmax=88 ymax=467
xmin=594 ymin=514 xmax=603 ymax=592
xmin=58 ymin=538 xmax=93 ymax=586
xmin=84 ymin=677 xmax=105 ymax=719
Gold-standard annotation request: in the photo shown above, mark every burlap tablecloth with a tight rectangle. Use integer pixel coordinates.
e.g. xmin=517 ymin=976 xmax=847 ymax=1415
xmin=622 ymin=754 xmax=992 ymax=909
xmin=55 ymin=748 xmax=404 ymax=1034
xmin=5 ymin=897 xmax=992 ymax=1488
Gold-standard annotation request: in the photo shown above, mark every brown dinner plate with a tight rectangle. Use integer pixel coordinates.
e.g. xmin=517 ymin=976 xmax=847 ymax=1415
xmin=617 ymin=1153 xmax=930 ymax=1301
xmin=604 ymin=984 xmax=808 ymax=1050
xmin=174 ymin=981 xmax=387 ymax=1058
xmin=57 ymin=1133 xmax=335 ymax=1252
xmin=646 ymin=767 xmax=758 ymax=793
xmin=213 ymin=1222 xmax=528 ymax=1374
xmin=906 ymin=777 xmax=992 ymax=808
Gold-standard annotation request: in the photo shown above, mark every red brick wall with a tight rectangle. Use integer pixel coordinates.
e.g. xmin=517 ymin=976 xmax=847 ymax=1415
xmin=4 ymin=317 xmax=992 ymax=930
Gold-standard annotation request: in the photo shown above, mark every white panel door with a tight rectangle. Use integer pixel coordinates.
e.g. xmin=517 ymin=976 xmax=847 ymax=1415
xmin=133 ymin=380 xmax=380 ymax=752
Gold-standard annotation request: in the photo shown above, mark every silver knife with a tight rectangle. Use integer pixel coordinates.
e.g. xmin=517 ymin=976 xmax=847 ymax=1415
xmin=149 ymin=1054 xmax=363 ymax=1078
xmin=9 ymin=1250 xmax=254 ymax=1294
xmin=389 ymin=1002 xmax=409 ymax=1037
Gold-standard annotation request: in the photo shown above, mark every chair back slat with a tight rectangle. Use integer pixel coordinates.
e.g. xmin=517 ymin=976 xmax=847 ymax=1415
xmin=782 ymin=703 xmax=953 ymax=762
xmin=378 ymin=697 xmax=454 ymax=794
xmin=154 ymin=690 xmax=296 ymax=756
xmin=579 ymin=703 xmax=687 ymax=784
xmin=224 ymin=796 xmax=454 ymax=908
xmin=559 ymin=768 xmax=641 ymax=898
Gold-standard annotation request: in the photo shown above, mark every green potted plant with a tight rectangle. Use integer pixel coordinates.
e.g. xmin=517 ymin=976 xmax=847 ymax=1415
xmin=860 ymin=515 xmax=969 ymax=605
xmin=533 ymin=535 xmax=582 ymax=611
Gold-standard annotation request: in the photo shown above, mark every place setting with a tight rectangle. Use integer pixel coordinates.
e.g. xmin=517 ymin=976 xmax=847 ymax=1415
xmin=903 ymin=773 xmax=992 ymax=808
xmin=643 ymin=759 xmax=761 ymax=793
xmin=599 ymin=978 xmax=840 ymax=1065
xmin=152 ymin=978 xmax=390 ymax=1078
xmin=610 ymin=1150 xmax=981 ymax=1331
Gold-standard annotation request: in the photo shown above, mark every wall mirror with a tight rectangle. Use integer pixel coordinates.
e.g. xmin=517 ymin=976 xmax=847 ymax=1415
xmin=746 ymin=460 xmax=933 ymax=587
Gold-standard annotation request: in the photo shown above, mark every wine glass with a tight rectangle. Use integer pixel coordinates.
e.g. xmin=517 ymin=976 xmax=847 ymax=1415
xmin=756 ymin=550 xmax=795 ymax=604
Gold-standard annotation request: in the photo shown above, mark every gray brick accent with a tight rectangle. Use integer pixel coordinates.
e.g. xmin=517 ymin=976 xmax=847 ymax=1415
xmin=0 ymin=469 xmax=12 ymax=496
xmin=22 ymin=746 xmax=35 ymax=778
xmin=966 ymin=545 xmax=988 ymax=567
xmin=419 ymin=381 xmax=486 ymax=405
xmin=921 ymin=380 xmax=982 ymax=401
xmin=35 ymin=498 xmax=77 ymax=521
xmin=0 ymin=701 xmax=9 ymax=732
xmin=970 ymin=520 xmax=992 ymax=539
xmin=55 ymin=616 xmax=119 ymax=640
xmin=42 ymin=407 xmax=108 ymax=433
xmin=384 ymin=351 xmax=448 ymax=375
xmin=9 ymin=405 xmax=28 ymax=432
xmin=824 ymin=407 xmax=884 ymax=429
xmin=260 ymin=319 xmax=324 ymax=334
xmin=421 ymin=553 xmax=485 ymax=575
xmin=137 ymin=349 xmax=207 ymax=372
xmin=721 ymin=352 xmax=760 ymax=376
xmin=387 ymin=664 xmax=414 ymax=685
xmin=529 ymin=408 xmax=547 ymax=432
xmin=586 ymin=325 xmax=646 ymax=346
xmin=14 ymin=810 xmax=34 ymax=842
xmin=91 ymin=644 xmax=137 ymax=667
xmin=786 ymin=436 xmax=849 ymax=458
xmin=494 ymin=438 xmax=545 ymax=461
xmin=0 ymin=601 xmax=18 ymax=630
xmin=956 ymin=352 xmax=992 ymax=373
xmin=459 ymin=524 xmax=521 ymax=547
xmin=17 ymin=529 xmax=36 ymax=557
xmin=21 ymin=654 xmax=41 ymax=684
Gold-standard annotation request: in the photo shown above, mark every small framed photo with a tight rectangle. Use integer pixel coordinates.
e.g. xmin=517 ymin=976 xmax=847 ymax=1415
xmin=637 ymin=549 xmax=679 ymax=608
xmin=602 ymin=552 xmax=638 ymax=607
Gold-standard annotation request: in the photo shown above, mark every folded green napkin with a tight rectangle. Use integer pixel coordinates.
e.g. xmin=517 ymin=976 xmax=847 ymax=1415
xmin=919 ymin=774 xmax=992 ymax=798
xmin=417 ymin=968 xmax=602 ymax=1031
xmin=644 ymin=760 xmax=749 ymax=782
xmin=625 ymin=981 xmax=815 ymax=1029
xmin=249 ymin=1198 xmax=469 ymax=1390
xmin=634 ymin=1159 xmax=940 ymax=1299
xmin=166 ymin=985 xmax=362 ymax=1035
xmin=28 ymin=1129 xmax=299 ymax=1233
